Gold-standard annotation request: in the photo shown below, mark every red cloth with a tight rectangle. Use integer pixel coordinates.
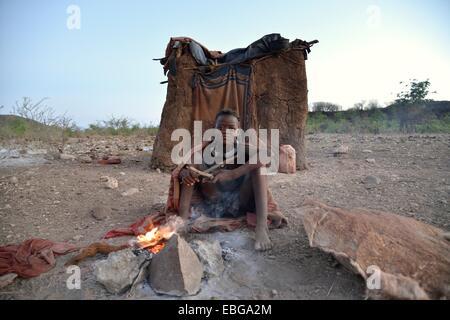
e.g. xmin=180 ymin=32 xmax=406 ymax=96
xmin=0 ymin=239 xmax=78 ymax=278
xmin=103 ymin=212 xmax=164 ymax=239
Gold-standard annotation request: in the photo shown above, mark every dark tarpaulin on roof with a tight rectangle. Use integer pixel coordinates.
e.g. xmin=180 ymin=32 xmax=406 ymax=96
xmin=159 ymin=33 xmax=317 ymax=76
xmin=218 ymin=33 xmax=290 ymax=65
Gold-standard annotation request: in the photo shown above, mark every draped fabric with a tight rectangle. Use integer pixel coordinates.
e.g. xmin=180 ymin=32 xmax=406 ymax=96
xmin=192 ymin=64 xmax=255 ymax=131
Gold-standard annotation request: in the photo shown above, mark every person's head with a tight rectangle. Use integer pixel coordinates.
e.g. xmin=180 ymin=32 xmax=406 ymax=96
xmin=215 ymin=109 xmax=239 ymax=145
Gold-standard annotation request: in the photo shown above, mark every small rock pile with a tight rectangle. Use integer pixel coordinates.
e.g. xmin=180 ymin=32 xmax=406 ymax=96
xmin=93 ymin=234 xmax=225 ymax=297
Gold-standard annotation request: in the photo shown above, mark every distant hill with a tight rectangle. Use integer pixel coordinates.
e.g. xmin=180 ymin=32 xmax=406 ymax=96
xmin=307 ymin=101 xmax=450 ymax=134
xmin=0 ymin=114 xmax=61 ymax=140
xmin=0 ymin=114 xmax=44 ymax=127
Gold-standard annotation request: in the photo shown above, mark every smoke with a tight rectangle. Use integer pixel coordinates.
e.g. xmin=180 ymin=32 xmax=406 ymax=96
xmin=158 ymin=215 xmax=185 ymax=237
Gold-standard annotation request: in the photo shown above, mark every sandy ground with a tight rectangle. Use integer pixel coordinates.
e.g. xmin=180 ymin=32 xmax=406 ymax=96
xmin=0 ymin=133 xmax=449 ymax=300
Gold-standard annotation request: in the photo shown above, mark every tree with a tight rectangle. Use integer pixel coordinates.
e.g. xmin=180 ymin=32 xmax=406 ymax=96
xmin=351 ymin=101 xmax=365 ymax=111
xmin=11 ymin=97 xmax=58 ymax=125
xmin=350 ymin=100 xmax=381 ymax=111
xmin=56 ymin=112 xmax=77 ymax=147
xmin=365 ymin=100 xmax=381 ymax=110
xmin=395 ymin=79 xmax=435 ymax=105
xmin=312 ymin=102 xmax=342 ymax=112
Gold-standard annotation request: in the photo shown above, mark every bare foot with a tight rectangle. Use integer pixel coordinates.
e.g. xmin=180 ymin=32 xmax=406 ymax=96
xmin=255 ymin=226 xmax=272 ymax=251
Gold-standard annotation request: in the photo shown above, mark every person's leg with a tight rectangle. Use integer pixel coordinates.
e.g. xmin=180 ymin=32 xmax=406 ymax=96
xmin=249 ymin=167 xmax=272 ymax=251
xmin=179 ymin=183 xmax=194 ymax=220
xmin=239 ymin=174 xmax=254 ymax=211
xmin=180 ymin=180 xmax=221 ymax=219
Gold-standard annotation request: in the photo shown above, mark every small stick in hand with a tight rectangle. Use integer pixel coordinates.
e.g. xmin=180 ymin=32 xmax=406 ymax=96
xmin=185 ymin=165 xmax=214 ymax=180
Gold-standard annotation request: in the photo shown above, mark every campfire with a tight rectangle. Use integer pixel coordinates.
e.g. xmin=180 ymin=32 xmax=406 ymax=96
xmin=133 ymin=216 xmax=183 ymax=254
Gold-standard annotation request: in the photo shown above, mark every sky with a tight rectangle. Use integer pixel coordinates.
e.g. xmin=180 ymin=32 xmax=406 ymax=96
xmin=0 ymin=0 xmax=449 ymax=127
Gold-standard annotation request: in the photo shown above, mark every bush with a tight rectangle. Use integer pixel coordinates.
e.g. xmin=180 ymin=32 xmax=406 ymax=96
xmin=306 ymin=101 xmax=450 ymax=134
xmin=311 ymin=102 xmax=342 ymax=112
xmin=85 ymin=116 xmax=159 ymax=137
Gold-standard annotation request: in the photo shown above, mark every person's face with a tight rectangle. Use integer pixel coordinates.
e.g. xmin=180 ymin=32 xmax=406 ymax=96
xmin=215 ymin=114 xmax=239 ymax=145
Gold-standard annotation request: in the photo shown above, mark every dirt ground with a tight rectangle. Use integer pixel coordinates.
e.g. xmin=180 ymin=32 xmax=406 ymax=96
xmin=0 ymin=133 xmax=449 ymax=300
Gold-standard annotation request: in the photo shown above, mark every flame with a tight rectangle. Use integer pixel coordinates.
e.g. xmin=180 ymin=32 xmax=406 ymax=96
xmin=136 ymin=223 xmax=176 ymax=254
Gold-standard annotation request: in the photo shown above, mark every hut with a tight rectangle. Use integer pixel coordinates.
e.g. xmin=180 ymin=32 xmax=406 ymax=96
xmin=151 ymin=33 xmax=317 ymax=170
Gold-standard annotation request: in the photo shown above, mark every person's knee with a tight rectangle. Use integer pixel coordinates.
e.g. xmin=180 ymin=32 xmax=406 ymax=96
xmin=250 ymin=167 xmax=268 ymax=186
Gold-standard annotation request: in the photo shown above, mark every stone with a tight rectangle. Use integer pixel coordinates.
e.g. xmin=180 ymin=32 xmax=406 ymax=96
xmin=101 ymin=176 xmax=118 ymax=189
xmin=301 ymin=198 xmax=450 ymax=300
xmin=91 ymin=206 xmax=109 ymax=220
xmin=44 ymin=153 xmax=57 ymax=160
xmin=105 ymin=178 xmax=118 ymax=189
xmin=0 ymin=273 xmax=18 ymax=289
xmin=0 ymin=149 xmax=8 ymax=159
xmin=190 ymin=239 xmax=224 ymax=278
xmin=442 ymin=232 xmax=450 ymax=242
xmin=78 ymin=155 xmax=92 ymax=163
xmin=72 ymin=235 xmax=84 ymax=241
xmin=363 ymin=175 xmax=381 ymax=189
xmin=121 ymin=188 xmax=139 ymax=196
xmin=9 ymin=176 xmax=18 ymax=185
xmin=362 ymin=149 xmax=373 ymax=153
xmin=9 ymin=150 xmax=20 ymax=158
xmin=365 ymin=158 xmax=376 ymax=164
xmin=26 ymin=149 xmax=48 ymax=155
xmin=333 ymin=145 xmax=349 ymax=157
xmin=60 ymin=153 xmax=77 ymax=161
xmin=94 ymin=248 xmax=147 ymax=294
xmin=98 ymin=156 xmax=121 ymax=165
xmin=148 ymin=234 xmax=203 ymax=296
xmin=67 ymin=137 xmax=79 ymax=144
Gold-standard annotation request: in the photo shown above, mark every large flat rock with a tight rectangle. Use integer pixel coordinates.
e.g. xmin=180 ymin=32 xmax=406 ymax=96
xmin=148 ymin=234 xmax=203 ymax=296
xmin=300 ymin=198 xmax=450 ymax=300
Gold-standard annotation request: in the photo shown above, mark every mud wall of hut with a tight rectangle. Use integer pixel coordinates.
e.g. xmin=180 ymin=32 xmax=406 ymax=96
xmin=151 ymin=49 xmax=308 ymax=170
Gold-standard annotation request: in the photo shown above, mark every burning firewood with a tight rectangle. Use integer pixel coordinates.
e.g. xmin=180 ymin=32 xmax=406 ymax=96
xmin=133 ymin=216 xmax=184 ymax=254
xmin=65 ymin=242 xmax=129 ymax=266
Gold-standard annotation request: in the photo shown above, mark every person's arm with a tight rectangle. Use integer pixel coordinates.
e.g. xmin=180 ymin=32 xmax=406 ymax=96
xmin=212 ymin=162 xmax=264 ymax=183
xmin=212 ymin=144 xmax=268 ymax=183
xmin=179 ymin=167 xmax=199 ymax=186
xmin=179 ymin=146 xmax=204 ymax=186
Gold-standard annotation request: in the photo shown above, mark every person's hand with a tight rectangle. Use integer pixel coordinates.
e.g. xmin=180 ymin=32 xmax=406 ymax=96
xmin=212 ymin=169 xmax=236 ymax=183
xmin=180 ymin=168 xmax=199 ymax=187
